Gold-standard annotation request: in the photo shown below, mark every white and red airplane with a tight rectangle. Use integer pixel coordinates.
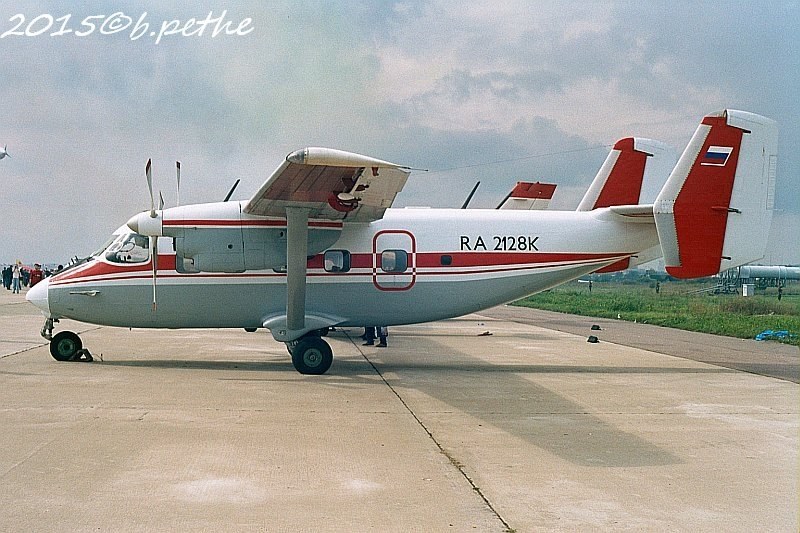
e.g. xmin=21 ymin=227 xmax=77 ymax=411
xmin=27 ymin=110 xmax=778 ymax=374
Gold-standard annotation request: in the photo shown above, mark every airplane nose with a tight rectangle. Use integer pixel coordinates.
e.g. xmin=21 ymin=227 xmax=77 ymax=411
xmin=26 ymin=277 xmax=51 ymax=316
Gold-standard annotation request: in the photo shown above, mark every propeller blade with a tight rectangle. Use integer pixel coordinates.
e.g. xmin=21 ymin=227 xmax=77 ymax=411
xmin=146 ymin=159 xmax=155 ymax=217
xmin=159 ymin=191 xmax=164 ymax=210
xmin=150 ymin=236 xmax=158 ymax=311
xmin=176 ymin=161 xmax=181 ymax=207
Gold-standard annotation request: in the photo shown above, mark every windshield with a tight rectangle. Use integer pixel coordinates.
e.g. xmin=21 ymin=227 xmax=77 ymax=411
xmin=90 ymin=234 xmax=118 ymax=259
xmin=104 ymin=233 xmax=150 ymax=264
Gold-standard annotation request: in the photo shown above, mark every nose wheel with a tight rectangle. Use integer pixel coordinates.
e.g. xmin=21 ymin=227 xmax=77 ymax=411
xmin=41 ymin=319 xmax=92 ymax=362
xmin=50 ymin=331 xmax=83 ymax=361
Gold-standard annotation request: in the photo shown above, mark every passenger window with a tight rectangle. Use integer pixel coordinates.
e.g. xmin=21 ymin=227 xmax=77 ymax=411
xmin=324 ymin=250 xmax=350 ymax=273
xmin=380 ymin=250 xmax=408 ymax=273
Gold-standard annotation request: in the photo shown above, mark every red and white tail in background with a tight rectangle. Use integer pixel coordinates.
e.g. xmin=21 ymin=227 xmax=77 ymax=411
xmin=578 ymin=137 xmax=675 ymax=211
xmin=498 ymin=181 xmax=557 ymax=210
xmin=577 ymin=137 xmax=676 ymax=272
xmin=654 ymin=109 xmax=778 ymax=278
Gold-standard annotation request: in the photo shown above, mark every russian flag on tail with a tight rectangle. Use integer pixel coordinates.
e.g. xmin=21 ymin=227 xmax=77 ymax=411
xmin=699 ymin=145 xmax=733 ymax=166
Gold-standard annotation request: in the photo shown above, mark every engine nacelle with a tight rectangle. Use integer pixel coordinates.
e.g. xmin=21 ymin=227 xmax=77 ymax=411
xmin=161 ymin=202 xmax=342 ymax=273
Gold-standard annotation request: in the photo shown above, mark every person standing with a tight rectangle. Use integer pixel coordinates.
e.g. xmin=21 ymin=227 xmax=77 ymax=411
xmin=363 ymin=326 xmax=388 ymax=347
xmin=11 ymin=263 xmax=21 ymax=294
xmin=376 ymin=326 xmax=388 ymax=348
xmin=2 ymin=266 xmax=10 ymax=290
xmin=29 ymin=264 xmax=44 ymax=287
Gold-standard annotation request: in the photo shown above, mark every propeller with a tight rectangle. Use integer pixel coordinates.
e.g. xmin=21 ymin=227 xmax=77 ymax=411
xmin=146 ymin=159 xmax=155 ymax=218
xmin=176 ymin=161 xmax=181 ymax=207
xmin=151 ymin=234 xmax=158 ymax=311
xmin=144 ymin=159 xmax=158 ymax=311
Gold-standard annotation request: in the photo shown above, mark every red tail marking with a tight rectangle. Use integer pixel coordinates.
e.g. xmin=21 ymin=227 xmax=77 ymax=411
xmin=594 ymin=258 xmax=631 ymax=273
xmin=510 ymin=182 xmax=557 ymax=199
xmin=592 ymin=138 xmax=649 ymax=209
xmin=666 ymin=116 xmax=743 ymax=278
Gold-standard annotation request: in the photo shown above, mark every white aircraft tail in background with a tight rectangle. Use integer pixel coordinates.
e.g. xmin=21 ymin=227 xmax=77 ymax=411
xmin=0 ymin=144 xmax=10 ymax=160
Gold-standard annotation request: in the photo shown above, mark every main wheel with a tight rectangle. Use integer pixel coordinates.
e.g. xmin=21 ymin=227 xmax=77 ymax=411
xmin=290 ymin=336 xmax=333 ymax=375
xmin=50 ymin=331 xmax=82 ymax=361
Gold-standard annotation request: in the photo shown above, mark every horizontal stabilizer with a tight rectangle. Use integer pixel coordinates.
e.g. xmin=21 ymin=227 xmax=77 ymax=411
xmin=654 ymin=110 xmax=778 ymax=278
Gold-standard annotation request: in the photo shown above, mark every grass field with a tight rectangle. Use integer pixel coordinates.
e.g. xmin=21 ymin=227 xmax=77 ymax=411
xmin=513 ymin=281 xmax=800 ymax=346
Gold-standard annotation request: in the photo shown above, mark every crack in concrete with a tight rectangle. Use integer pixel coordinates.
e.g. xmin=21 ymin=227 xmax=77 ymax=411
xmin=346 ymin=331 xmax=513 ymax=532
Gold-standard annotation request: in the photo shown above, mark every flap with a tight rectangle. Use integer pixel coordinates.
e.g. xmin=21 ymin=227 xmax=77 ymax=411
xmin=243 ymin=147 xmax=411 ymax=223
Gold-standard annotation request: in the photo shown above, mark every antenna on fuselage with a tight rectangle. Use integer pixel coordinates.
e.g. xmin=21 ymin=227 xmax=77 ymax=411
xmin=176 ymin=161 xmax=181 ymax=207
xmin=460 ymin=181 xmax=481 ymax=209
xmin=223 ymin=179 xmax=241 ymax=202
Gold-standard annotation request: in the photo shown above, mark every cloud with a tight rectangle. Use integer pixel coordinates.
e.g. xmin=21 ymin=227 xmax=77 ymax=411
xmin=0 ymin=0 xmax=797 ymax=264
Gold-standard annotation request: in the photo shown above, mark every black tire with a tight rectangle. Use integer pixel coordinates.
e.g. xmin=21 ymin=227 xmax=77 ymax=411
xmin=290 ymin=337 xmax=333 ymax=375
xmin=50 ymin=331 xmax=82 ymax=361
xmin=244 ymin=327 xmax=257 ymax=333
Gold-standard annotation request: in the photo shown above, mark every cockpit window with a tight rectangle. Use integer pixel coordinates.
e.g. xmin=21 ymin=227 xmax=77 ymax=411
xmin=105 ymin=233 xmax=150 ymax=264
xmin=90 ymin=234 xmax=118 ymax=259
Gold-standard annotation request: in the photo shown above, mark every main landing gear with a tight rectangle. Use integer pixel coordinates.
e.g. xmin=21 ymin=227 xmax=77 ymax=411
xmin=41 ymin=318 xmax=92 ymax=362
xmin=287 ymin=333 xmax=333 ymax=375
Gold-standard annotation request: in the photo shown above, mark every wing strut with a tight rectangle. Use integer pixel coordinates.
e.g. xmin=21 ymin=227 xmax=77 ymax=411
xmin=285 ymin=207 xmax=309 ymax=336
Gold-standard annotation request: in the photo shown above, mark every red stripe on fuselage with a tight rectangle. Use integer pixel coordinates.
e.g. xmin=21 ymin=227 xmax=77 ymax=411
xmin=50 ymin=251 xmax=629 ymax=286
xmin=163 ymin=219 xmax=342 ymax=228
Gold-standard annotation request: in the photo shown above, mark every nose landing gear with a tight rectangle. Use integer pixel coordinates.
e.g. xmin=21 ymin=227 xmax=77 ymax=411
xmin=40 ymin=318 xmax=93 ymax=362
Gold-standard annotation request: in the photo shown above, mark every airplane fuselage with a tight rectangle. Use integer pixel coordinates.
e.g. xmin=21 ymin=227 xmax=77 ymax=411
xmin=36 ymin=205 xmax=657 ymax=330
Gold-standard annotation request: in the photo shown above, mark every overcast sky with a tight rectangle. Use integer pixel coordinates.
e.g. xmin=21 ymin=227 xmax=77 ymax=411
xmin=1 ymin=1 xmax=798 ymax=265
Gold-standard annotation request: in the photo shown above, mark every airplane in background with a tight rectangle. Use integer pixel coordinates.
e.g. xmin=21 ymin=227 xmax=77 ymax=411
xmin=0 ymin=144 xmax=10 ymax=160
xmin=497 ymin=181 xmax=558 ymax=211
xmin=27 ymin=110 xmax=778 ymax=374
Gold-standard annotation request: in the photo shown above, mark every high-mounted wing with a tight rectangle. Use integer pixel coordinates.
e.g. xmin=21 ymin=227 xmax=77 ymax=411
xmin=243 ymin=147 xmax=411 ymax=223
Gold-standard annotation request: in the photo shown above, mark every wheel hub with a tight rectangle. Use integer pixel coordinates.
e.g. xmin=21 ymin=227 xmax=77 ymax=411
xmin=304 ymin=349 xmax=322 ymax=367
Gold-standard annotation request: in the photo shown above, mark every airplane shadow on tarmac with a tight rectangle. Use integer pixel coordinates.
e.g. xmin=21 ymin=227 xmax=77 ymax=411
xmin=353 ymin=335 xmax=718 ymax=469
xmin=91 ymin=328 xmax=732 ymax=469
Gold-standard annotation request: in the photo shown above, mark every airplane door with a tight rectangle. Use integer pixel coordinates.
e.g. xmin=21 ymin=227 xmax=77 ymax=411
xmin=373 ymin=230 xmax=416 ymax=291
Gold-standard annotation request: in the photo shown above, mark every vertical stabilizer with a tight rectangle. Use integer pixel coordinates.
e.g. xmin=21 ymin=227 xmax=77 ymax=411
xmin=578 ymin=138 xmax=675 ymax=211
xmin=654 ymin=110 xmax=778 ymax=278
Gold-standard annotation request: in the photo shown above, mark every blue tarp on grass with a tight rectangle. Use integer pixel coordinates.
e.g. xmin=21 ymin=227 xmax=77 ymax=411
xmin=755 ymin=329 xmax=796 ymax=341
